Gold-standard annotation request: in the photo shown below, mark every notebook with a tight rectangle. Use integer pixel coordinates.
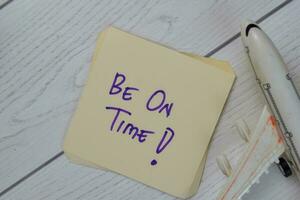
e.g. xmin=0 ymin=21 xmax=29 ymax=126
xmin=63 ymin=27 xmax=235 ymax=198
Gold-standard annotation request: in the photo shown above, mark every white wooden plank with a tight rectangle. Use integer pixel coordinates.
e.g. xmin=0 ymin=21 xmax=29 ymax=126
xmin=0 ymin=0 xmax=291 ymax=196
xmin=1 ymin=0 xmax=299 ymax=199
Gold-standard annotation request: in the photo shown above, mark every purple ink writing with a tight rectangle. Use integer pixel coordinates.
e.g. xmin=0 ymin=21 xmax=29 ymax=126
xmin=105 ymin=106 xmax=131 ymax=131
xmin=109 ymin=72 xmax=139 ymax=101
xmin=135 ymin=129 xmax=155 ymax=143
xmin=156 ymin=127 xmax=175 ymax=153
xmin=109 ymin=73 xmax=126 ymax=95
xmin=123 ymin=87 xmax=139 ymax=101
xmin=146 ymin=90 xmax=173 ymax=118
xmin=105 ymin=106 xmax=155 ymax=143
xmin=151 ymin=127 xmax=175 ymax=166
xmin=150 ymin=160 xmax=157 ymax=166
xmin=106 ymin=72 xmax=176 ymax=167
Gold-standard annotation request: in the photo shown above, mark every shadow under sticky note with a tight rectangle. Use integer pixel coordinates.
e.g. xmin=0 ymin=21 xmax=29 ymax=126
xmin=63 ymin=27 xmax=235 ymax=199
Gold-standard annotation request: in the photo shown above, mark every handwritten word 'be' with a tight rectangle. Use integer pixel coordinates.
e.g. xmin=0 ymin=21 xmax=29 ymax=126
xmin=105 ymin=72 xmax=175 ymax=166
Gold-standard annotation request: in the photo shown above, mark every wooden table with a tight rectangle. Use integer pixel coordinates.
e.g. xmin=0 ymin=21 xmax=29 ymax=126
xmin=1 ymin=0 xmax=300 ymax=199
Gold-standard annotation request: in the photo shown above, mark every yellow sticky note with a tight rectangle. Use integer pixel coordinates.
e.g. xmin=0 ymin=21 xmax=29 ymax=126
xmin=63 ymin=27 xmax=235 ymax=198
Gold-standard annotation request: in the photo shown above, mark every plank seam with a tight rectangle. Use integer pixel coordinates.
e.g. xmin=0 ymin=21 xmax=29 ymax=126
xmin=0 ymin=151 xmax=64 ymax=197
xmin=0 ymin=0 xmax=14 ymax=10
xmin=205 ymin=0 xmax=293 ymax=57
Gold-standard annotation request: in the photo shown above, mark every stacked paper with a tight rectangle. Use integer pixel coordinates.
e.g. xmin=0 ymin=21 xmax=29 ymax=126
xmin=63 ymin=27 xmax=235 ymax=199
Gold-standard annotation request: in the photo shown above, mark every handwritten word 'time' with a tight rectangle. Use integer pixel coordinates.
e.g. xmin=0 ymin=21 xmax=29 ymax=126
xmin=106 ymin=106 xmax=155 ymax=143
